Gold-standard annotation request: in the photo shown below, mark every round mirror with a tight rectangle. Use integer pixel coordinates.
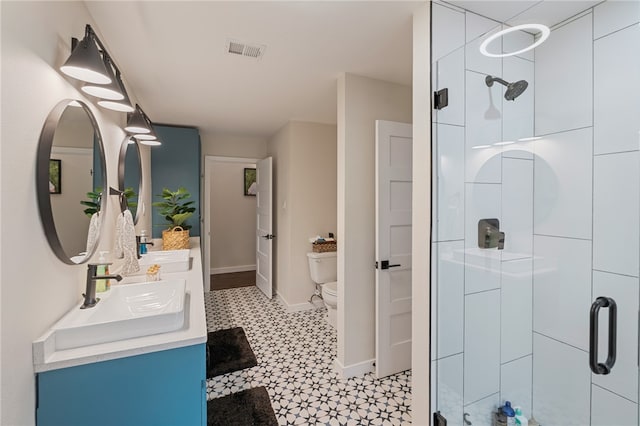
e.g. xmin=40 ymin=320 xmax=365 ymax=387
xmin=36 ymin=99 xmax=107 ymax=264
xmin=118 ymin=137 xmax=142 ymax=224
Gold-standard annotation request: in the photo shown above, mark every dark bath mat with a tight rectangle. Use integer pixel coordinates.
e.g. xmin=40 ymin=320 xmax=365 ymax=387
xmin=207 ymin=327 xmax=257 ymax=378
xmin=207 ymin=386 xmax=278 ymax=426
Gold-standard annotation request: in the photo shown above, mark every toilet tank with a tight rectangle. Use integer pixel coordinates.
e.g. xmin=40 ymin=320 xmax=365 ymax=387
xmin=307 ymin=252 xmax=337 ymax=284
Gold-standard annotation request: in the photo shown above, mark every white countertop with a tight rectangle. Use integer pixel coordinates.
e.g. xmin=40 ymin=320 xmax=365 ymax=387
xmin=32 ymin=239 xmax=207 ymax=373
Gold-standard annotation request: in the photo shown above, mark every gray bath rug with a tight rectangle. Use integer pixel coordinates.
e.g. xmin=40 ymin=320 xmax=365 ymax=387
xmin=207 ymin=386 xmax=278 ymax=426
xmin=207 ymin=327 xmax=257 ymax=378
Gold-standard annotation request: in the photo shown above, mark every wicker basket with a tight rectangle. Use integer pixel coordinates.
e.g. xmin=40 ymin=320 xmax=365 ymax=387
xmin=162 ymin=226 xmax=190 ymax=250
xmin=312 ymin=241 xmax=337 ymax=253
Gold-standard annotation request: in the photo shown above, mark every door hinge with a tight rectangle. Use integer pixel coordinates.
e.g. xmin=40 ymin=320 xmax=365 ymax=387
xmin=434 ymin=88 xmax=449 ymax=110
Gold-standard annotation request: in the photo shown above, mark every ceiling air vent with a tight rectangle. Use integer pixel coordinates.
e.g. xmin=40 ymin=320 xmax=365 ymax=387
xmin=225 ymin=39 xmax=266 ymax=60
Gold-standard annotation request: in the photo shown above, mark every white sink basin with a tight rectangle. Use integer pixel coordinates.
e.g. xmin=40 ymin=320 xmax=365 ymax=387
xmin=42 ymin=279 xmax=186 ymax=352
xmin=137 ymin=249 xmax=190 ymax=274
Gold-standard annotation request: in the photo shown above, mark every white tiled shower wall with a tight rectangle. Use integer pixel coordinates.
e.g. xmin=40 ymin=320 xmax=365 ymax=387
xmin=431 ymin=1 xmax=640 ymax=425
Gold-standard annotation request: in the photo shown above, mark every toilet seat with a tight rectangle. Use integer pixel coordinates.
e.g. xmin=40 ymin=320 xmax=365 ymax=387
xmin=323 ymin=281 xmax=337 ymax=296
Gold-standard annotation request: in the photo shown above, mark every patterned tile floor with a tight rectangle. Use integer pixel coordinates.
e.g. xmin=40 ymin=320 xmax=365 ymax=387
xmin=205 ymin=286 xmax=412 ymax=425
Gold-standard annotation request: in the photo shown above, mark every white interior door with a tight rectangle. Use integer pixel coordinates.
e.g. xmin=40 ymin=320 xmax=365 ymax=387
xmin=375 ymin=120 xmax=413 ymax=378
xmin=256 ymin=157 xmax=273 ymax=299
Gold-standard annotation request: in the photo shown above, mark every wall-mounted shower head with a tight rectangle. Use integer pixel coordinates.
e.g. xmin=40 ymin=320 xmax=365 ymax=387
xmin=485 ymin=75 xmax=528 ymax=101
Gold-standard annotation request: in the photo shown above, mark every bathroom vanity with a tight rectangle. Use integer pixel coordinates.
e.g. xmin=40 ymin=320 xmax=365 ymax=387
xmin=33 ymin=241 xmax=208 ymax=426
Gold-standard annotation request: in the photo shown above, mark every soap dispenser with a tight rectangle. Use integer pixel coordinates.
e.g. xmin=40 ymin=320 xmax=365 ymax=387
xmin=140 ymin=230 xmax=148 ymax=255
xmin=514 ymin=407 xmax=528 ymax=426
xmin=96 ymin=251 xmax=109 ymax=293
xmin=501 ymin=401 xmax=516 ymax=426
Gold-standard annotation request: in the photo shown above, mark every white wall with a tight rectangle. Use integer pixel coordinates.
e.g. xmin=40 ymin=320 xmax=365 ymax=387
xmin=336 ymin=73 xmax=411 ymax=372
xmin=210 ymin=161 xmax=257 ymax=273
xmin=412 ymin=4 xmax=431 ymax=426
xmin=267 ymin=121 xmax=337 ymax=308
xmin=1 ymin=3 xmax=126 ymax=424
xmin=267 ymin=124 xmax=291 ymax=298
xmin=201 ymin=130 xmax=268 ymax=159
xmin=288 ymin=122 xmax=337 ymax=305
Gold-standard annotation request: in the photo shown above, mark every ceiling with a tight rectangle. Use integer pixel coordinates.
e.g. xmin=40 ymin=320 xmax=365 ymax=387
xmin=85 ymin=1 xmax=421 ymax=138
xmin=446 ymin=0 xmax=602 ymax=29
xmin=85 ymin=1 xmax=601 ymax=139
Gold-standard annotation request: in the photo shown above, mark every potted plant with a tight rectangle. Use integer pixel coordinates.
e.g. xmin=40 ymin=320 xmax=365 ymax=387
xmin=152 ymin=187 xmax=196 ymax=250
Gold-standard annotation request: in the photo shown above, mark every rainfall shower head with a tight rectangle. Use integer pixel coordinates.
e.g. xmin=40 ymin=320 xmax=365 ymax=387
xmin=485 ymin=75 xmax=529 ymax=101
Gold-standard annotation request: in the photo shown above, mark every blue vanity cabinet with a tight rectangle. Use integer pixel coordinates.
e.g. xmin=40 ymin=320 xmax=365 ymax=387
xmin=36 ymin=343 xmax=206 ymax=426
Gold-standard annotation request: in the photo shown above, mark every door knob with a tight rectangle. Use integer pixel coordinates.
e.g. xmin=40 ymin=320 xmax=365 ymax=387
xmin=376 ymin=260 xmax=401 ymax=270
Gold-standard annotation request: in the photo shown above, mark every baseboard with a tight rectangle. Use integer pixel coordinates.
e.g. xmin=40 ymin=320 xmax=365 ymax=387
xmin=275 ymin=292 xmax=320 ymax=312
xmin=334 ymin=357 xmax=375 ymax=379
xmin=210 ymin=265 xmax=256 ymax=275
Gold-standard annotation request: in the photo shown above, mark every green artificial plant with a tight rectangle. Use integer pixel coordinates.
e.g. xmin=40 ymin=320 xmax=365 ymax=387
xmin=80 ymin=188 xmax=102 ymax=217
xmin=80 ymin=187 xmax=138 ymax=218
xmin=152 ymin=187 xmax=196 ymax=230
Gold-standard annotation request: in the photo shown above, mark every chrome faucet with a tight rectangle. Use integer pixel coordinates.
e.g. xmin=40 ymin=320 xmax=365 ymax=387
xmin=135 ymin=236 xmax=154 ymax=259
xmin=82 ymin=263 xmax=122 ymax=309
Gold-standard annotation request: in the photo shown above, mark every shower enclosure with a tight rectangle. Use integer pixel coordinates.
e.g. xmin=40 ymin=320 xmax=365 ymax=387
xmin=430 ymin=1 xmax=640 ymax=425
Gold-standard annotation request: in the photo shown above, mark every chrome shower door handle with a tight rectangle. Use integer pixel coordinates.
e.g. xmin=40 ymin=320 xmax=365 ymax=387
xmin=589 ymin=296 xmax=617 ymax=375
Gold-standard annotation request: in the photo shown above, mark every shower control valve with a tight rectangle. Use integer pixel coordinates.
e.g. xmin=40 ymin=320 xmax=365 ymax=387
xmin=478 ymin=218 xmax=505 ymax=250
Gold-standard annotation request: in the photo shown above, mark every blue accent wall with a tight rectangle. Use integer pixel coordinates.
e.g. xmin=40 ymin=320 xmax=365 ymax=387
xmin=37 ymin=344 xmax=206 ymax=426
xmin=151 ymin=125 xmax=201 ymax=238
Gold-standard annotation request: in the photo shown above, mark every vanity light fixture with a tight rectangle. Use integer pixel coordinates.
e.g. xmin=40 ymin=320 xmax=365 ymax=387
xmin=134 ymin=128 xmax=161 ymax=143
xmin=60 ymin=25 xmax=111 ymax=84
xmin=133 ymin=133 xmax=157 ymax=140
xmin=479 ymin=24 xmax=550 ymax=58
xmin=81 ymin=55 xmax=123 ymax=100
xmin=126 ymin=104 xmax=161 ymax=146
xmin=124 ymin=105 xmax=152 ymax=134
xmin=61 ymin=24 xmax=135 ymax=113
xmin=97 ymin=70 xmax=134 ymax=113
xmin=138 ymin=139 xmax=162 ymax=147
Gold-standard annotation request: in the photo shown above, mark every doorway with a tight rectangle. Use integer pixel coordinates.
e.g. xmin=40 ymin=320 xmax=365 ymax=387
xmin=204 ymin=156 xmax=260 ymax=292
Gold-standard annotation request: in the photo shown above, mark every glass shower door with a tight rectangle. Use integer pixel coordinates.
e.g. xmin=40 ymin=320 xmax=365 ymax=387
xmin=430 ymin=1 xmax=640 ymax=425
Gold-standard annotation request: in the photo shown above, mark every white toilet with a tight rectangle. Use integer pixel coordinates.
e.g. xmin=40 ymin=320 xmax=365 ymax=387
xmin=307 ymin=251 xmax=338 ymax=328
